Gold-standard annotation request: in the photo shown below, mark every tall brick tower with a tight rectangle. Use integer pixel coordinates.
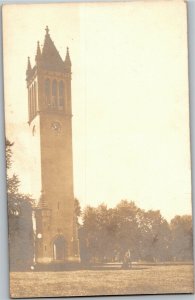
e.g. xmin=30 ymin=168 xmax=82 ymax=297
xmin=26 ymin=27 xmax=80 ymax=265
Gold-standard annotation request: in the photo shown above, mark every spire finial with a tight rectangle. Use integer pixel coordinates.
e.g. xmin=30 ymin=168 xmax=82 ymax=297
xmin=26 ymin=56 xmax=32 ymax=78
xmin=36 ymin=40 xmax=42 ymax=62
xmin=45 ymin=26 xmax=49 ymax=35
xmin=27 ymin=56 xmax=31 ymax=70
xmin=65 ymin=46 xmax=71 ymax=69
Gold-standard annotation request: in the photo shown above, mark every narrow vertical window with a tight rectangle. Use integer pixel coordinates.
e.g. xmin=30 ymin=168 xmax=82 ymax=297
xmin=45 ymin=79 xmax=50 ymax=105
xmin=32 ymin=83 xmax=35 ymax=117
xmin=29 ymin=88 xmax=31 ymax=121
xmin=52 ymin=80 xmax=57 ymax=107
xmin=30 ymin=87 xmax=33 ymax=119
xmin=59 ymin=81 xmax=64 ymax=109
xmin=34 ymin=82 xmax=37 ymax=114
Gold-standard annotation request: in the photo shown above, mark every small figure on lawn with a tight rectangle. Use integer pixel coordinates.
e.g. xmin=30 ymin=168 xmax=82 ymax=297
xmin=122 ymin=249 xmax=132 ymax=269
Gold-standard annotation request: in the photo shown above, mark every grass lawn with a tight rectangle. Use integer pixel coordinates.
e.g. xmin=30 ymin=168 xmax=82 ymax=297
xmin=10 ymin=264 xmax=194 ymax=298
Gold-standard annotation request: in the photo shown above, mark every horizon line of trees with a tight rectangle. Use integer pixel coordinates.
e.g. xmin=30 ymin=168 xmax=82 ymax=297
xmin=78 ymin=200 xmax=193 ymax=263
xmin=6 ymin=139 xmax=193 ymax=270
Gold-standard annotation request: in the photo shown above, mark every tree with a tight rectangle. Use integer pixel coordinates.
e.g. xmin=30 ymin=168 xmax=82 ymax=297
xmin=79 ymin=204 xmax=116 ymax=263
xmin=138 ymin=209 xmax=171 ymax=262
xmin=6 ymin=139 xmax=34 ymax=270
xmin=79 ymin=197 xmax=192 ymax=264
xmin=79 ymin=205 xmax=98 ymax=263
xmin=80 ymin=200 xmax=142 ymax=263
xmin=6 ymin=139 xmax=33 ymax=214
xmin=74 ymin=198 xmax=81 ymax=223
xmin=115 ymin=200 xmax=141 ymax=260
xmin=170 ymin=215 xmax=193 ymax=261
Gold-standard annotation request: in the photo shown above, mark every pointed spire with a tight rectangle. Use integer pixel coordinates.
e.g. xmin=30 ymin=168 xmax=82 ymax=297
xmin=35 ymin=41 xmax=42 ymax=63
xmin=27 ymin=56 xmax=31 ymax=69
xmin=64 ymin=47 xmax=71 ymax=69
xmin=26 ymin=56 xmax=32 ymax=77
xmin=41 ymin=26 xmax=65 ymax=72
xmin=45 ymin=25 xmax=49 ymax=36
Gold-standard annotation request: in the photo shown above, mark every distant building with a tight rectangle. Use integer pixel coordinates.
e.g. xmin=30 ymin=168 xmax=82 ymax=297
xmin=26 ymin=27 xmax=80 ymax=265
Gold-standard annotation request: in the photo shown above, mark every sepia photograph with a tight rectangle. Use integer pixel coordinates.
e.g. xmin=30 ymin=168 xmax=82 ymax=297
xmin=2 ymin=1 xmax=194 ymax=298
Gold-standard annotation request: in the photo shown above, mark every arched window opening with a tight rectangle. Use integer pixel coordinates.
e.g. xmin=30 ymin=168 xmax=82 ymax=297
xmin=29 ymin=88 xmax=31 ymax=121
xmin=52 ymin=80 xmax=57 ymax=108
xmin=59 ymin=81 xmax=64 ymax=109
xmin=45 ymin=78 xmax=50 ymax=105
xmin=53 ymin=236 xmax=66 ymax=261
xmin=31 ymin=85 xmax=34 ymax=119
xmin=34 ymin=82 xmax=37 ymax=115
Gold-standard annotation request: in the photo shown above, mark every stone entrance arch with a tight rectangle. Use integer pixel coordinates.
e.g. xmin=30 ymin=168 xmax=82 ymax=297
xmin=53 ymin=236 xmax=66 ymax=261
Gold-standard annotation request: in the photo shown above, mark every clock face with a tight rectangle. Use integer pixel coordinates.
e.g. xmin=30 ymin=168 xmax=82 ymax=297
xmin=51 ymin=121 xmax=61 ymax=134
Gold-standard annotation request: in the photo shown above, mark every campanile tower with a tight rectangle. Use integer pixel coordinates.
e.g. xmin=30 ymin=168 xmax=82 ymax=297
xmin=26 ymin=27 xmax=80 ymax=265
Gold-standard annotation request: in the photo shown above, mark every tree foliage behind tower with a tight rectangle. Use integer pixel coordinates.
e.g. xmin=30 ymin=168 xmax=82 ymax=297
xmin=79 ymin=199 xmax=193 ymax=263
xmin=6 ymin=139 xmax=34 ymax=270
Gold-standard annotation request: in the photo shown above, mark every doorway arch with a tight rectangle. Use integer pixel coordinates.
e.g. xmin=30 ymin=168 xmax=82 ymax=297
xmin=53 ymin=236 xmax=66 ymax=261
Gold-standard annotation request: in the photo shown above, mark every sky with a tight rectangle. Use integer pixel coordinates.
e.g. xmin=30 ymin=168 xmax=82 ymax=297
xmin=3 ymin=1 xmax=192 ymax=221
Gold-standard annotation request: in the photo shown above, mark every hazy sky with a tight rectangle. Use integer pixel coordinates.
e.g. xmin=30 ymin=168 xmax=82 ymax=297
xmin=3 ymin=1 xmax=192 ymax=220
